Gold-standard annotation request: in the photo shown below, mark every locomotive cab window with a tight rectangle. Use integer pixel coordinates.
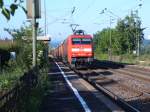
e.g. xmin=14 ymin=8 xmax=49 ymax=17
xmin=72 ymin=38 xmax=81 ymax=44
xmin=72 ymin=38 xmax=92 ymax=44
xmin=81 ymin=38 xmax=92 ymax=44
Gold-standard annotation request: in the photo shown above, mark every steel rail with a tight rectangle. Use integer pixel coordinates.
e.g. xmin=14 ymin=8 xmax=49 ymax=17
xmin=73 ymin=69 xmax=141 ymax=112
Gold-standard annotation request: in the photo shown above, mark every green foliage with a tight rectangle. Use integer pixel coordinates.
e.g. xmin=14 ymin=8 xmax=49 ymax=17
xmin=0 ymin=23 xmax=46 ymax=90
xmin=5 ymin=24 xmax=45 ymax=71
xmin=0 ymin=62 xmax=22 ymax=90
xmin=119 ymin=54 xmax=137 ymax=64
xmin=141 ymin=45 xmax=150 ymax=55
xmin=0 ymin=49 xmax=10 ymax=69
xmin=94 ymin=52 xmax=108 ymax=60
xmin=115 ymin=54 xmax=150 ymax=66
xmin=10 ymin=3 xmax=18 ymax=16
xmin=20 ymin=63 xmax=50 ymax=112
xmin=116 ymin=11 xmax=144 ymax=54
xmin=94 ymin=28 xmax=121 ymax=55
xmin=0 ymin=0 xmax=26 ymax=20
xmin=93 ymin=11 xmax=144 ymax=58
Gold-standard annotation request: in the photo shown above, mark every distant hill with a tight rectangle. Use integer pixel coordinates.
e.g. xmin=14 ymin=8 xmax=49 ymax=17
xmin=143 ymin=39 xmax=150 ymax=46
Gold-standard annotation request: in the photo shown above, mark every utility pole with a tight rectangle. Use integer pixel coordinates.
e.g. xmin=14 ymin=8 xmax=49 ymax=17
xmin=136 ymin=11 xmax=140 ymax=57
xmin=0 ymin=55 xmax=1 ymax=72
xmin=44 ymin=0 xmax=49 ymax=62
xmin=100 ymin=8 xmax=118 ymax=61
xmin=32 ymin=0 xmax=37 ymax=67
xmin=137 ymin=31 xmax=140 ymax=57
xmin=109 ymin=16 xmax=112 ymax=61
xmin=135 ymin=10 xmax=141 ymax=57
xmin=27 ymin=0 xmax=41 ymax=67
xmin=44 ymin=0 xmax=47 ymax=36
xmin=136 ymin=1 xmax=142 ymax=57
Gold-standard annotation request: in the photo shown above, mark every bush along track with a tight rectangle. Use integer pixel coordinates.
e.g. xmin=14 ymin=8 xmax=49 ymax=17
xmin=20 ymin=63 xmax=51 ymax=112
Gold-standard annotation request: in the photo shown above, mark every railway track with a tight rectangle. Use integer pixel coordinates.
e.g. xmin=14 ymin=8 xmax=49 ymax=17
xmin=67 ymin=61 xmax=150 ymax=112
xmin=93 ymin=60 xmax=150 ymax=81
xmin=75 ymin=69 xmax=150 ymax=112
xmin=54 ymin=59 xmax=150 ymax=112
xmin=93 ymin=61 xmax=150 ymax=94
xmin=126 ymin=65 xmax=150 ymax=73
xmin=94 ymin=69 xmax=150 ymax=94
xmin=111 ymin=67 xmax=150 ymax=81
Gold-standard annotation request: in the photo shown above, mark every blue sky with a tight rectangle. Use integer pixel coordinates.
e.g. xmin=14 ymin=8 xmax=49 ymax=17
xmin=0 ymin=0 xmax=150 ymax=43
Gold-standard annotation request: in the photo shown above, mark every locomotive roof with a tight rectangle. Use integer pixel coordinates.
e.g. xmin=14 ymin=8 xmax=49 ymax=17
xmin=69 ymin=34 xmax=92 ymax=38
xmin=54 ymin=34 xmax=92 ymax=49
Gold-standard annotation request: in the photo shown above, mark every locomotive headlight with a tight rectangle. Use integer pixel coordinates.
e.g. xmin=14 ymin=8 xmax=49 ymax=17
xmin=72 ymin=48 xmax=80 ymax=52
xmin=83 ymin=48 xmax=92 ymax=52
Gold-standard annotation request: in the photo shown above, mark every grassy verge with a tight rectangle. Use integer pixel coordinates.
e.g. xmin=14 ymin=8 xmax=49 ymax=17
xmin=95 ymin=52 xmax=150 ymax=66
xmin=118 ymin=54 xmax=150 ymax=66
xmin=118 ymin=54 xmax=137 ymax=64
xmin=21 ymin=63 xmax=51 ymax=112
xmin=94 ymin=52 xmax=109 ymax=60
xmin=136 ymin=54 xmax=150 ymax=66
xmin=0 ymin=65 xmax=23 ymax=91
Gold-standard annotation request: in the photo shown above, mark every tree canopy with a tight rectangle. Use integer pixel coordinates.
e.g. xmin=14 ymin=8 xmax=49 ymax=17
xmin=5 ymin=24 xmax=45 ymax=70
xmin=93 ymin=11 xmax=144 ymax=56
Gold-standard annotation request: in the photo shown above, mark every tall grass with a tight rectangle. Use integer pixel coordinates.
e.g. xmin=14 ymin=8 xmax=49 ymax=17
xmin=94 ymin=51 xmax=109 ymax=60
xmin=0 ymin=40 xmax=21 ymax=90
xmin=95 ymin=51 xmax=150 ymax=66
xmin=20 ymin=63 xmax=50 ymax=112
xmin=0 ymin=65 xmax=22 ymax=90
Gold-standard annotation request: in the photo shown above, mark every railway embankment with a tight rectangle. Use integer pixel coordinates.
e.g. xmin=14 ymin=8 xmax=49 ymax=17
xmin=0 ymin=61 xmax=50 ymax=112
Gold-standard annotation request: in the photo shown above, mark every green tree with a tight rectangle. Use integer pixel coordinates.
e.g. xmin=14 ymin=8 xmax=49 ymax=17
xmin=5 ymin=24 xmax=45 ymax=70
xmin=93 ymin=11 xmax=144 ymax=58
xmin=116 ymin=11 xmax=144 ymax=54
xmin=94 ymin=28 xmax=121 ymax=56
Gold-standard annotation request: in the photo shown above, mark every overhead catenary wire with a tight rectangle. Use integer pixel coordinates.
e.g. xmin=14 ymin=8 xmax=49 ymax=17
xmin=39 ymin=8 xmax=73 ymax=29
xmin=44 ymin=0 xmax=47 ymax=35
xmin=74 ymin=0 xmax=96 ymax=18
xmin=68 ymin=0 xmax=97 ymax=30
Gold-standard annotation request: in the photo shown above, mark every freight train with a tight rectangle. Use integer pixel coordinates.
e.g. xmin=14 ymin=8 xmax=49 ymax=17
xmin=51 ymin=30 xmax=94 ymax=67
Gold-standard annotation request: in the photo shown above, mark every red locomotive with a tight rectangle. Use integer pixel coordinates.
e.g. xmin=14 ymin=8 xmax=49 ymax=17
xmin=52 ymin=30 xmax=94 ymax=67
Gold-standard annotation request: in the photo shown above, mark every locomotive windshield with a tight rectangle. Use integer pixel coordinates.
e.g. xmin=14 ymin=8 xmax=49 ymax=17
xmin=72 ymin=38 xmax=92 ymax=44
xmin=72 ymin=38 xmax=81 ymax=44
xmin=81 ymin=38 xmax=91 ymax=44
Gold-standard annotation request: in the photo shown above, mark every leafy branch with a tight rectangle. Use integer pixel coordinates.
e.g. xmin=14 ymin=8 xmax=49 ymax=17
xmin=0 ymin=0 xmax=26 ymax=20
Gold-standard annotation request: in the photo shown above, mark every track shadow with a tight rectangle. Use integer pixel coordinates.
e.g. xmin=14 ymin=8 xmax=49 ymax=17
xmin=98 ymin=71 xmax=113 ymax=76
xmin=127 ymin=99 xmax=150 ymax=112
xmin=91 ymin=59 xmax=126 ymax=69
xmin=96 ymin=79 xmax=116 ymax=86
